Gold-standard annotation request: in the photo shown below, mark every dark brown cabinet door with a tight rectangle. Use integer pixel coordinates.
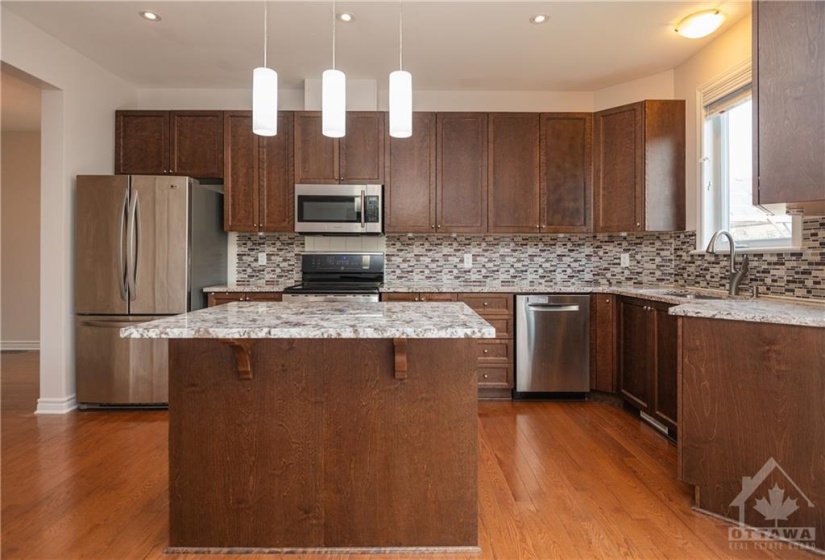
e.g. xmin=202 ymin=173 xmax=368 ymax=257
xmin=593 ymin=103 xmax=643 ymax=232
xmin=294 ymin=112 xmax=338 ymax=184
xmin=170 ymin=111 xmax=224 ymax=178
xmin=651 ymin=303 xmax=678 ymax=435
xmin=115 ymin=111 xmax=169 ymax=175
xmin=436 ymin=113 xmax=488 ymax=233
xmin=619 ymin=298 xmax=650 ymax=412
xmin=340 ymin=112 xmax=384 ymax=184
xmin=260 ymin=112 xmax=294 ymax=232
xmin=487 ymin=113 xmax=540 ymax=233
xmin=642 ymin=101 xmax=685 ymax=231
xmin=385 ymin=113 xmax=436 ymax=233
xmin=754 ymin=0 xmax=825 ymax=204
xmin=590 ymin=294 xmax=616 ymax=393
xmin=541 ymin=113 xmax=592 ymax=233
xmin=223 ymin=112 xmax=259 ymax=232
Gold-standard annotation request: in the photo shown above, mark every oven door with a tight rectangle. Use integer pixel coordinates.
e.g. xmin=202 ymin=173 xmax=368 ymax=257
xmin=294 ymin=184 xmax=382 ymax=234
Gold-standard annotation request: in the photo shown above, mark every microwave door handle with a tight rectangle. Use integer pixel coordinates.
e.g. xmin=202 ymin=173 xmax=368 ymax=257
xmin=360 ymin=190 xmax=366 ymax=229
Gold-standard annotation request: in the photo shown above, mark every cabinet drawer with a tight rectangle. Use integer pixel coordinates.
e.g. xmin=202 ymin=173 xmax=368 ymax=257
xmin=477 ymin=340 xmax=513 ymax=362
xmin=458 ymin=293 xmax=513 ymax=313
xmin=208 ymin=292 xmax=281 ymax=306
xmin=418 ymin=293 xmax=457 ymax=302
xmin=382 ymin=293 xmax=419 ymax=302
xmin=478 ymin=364 xmax=513 ymax=388
xmin=484 ymin=316 xmax=513 ymax=338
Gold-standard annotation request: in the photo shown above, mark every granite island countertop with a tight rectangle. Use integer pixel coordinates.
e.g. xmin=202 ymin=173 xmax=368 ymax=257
xmin=121 ymin=301 xmax=497 ymax=339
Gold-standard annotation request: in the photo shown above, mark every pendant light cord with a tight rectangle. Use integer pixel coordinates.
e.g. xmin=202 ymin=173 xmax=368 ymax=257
xmin=399 ymin=1 xmax=403 ymax=71
xmin=263 ymin=2 xmax=268 ymax=68
xmin=332 ymin=0 xmax=337 ymax=69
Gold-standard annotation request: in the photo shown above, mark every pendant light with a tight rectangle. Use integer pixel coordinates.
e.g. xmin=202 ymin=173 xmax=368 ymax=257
xmin=322 ymin=0 xmax=346 ymax=138
xmin=252 ymin=2 xmax=278 ymax=136
xmin=389 ymin=1 xmax=412 ymax=138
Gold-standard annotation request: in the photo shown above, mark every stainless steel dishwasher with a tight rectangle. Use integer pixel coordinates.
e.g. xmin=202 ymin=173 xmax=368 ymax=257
xmin=515 ymin=294 xmax=590 ymax=396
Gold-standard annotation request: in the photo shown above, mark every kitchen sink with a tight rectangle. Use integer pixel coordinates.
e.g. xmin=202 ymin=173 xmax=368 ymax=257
xmin=661 ymin=290 xmax=725 ymax=300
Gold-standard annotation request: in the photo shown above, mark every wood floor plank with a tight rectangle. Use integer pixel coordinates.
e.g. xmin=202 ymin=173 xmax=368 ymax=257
xmin=2 ymin=352 xmax=820 ymax=560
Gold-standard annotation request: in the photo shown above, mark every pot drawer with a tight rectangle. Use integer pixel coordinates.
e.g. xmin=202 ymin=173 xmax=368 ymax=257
xmin=458 ymin=293 xmax=513 ymax=314
xmin=478 ymin=364 xmax=512 ymax=388
xmin=478 ymin=340 xmax=513 ymax=362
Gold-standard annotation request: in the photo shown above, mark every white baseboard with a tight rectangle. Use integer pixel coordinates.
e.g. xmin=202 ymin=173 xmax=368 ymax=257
xmin=35 ymin=394 xmax=78 ymax=415
xmin=1 ymin=340 xmax=40 ymax=351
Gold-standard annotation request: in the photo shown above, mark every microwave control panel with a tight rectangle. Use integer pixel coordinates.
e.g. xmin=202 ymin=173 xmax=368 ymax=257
xmin=365 ymin=196 xmax=380 ymax=223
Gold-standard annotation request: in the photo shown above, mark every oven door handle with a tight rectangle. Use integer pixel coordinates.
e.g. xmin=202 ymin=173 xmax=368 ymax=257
xmin=360 ymin=190 xmax=366 ymax=229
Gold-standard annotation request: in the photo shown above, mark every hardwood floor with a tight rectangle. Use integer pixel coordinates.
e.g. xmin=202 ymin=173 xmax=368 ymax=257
xmin=1 ymin=352 xmax=815 ymax=560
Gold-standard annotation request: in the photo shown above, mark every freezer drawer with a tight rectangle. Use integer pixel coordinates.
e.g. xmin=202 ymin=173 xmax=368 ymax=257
xmin=515 ymin=295 xmax=590 ymax=393
xmin=75 ymin=316 xmax=168 ymax=405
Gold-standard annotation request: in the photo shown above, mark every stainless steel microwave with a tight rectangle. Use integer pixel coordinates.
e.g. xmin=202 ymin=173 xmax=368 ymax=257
xmin=294 ymin=184 xmax=383 ymax=234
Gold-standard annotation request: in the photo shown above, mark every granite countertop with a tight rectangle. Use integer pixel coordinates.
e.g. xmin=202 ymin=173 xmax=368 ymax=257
xmin=121 ymin=301 xmax=497 ymax=339
xmin=204 ymin=283 xmax=293 ymax=293
xmin=202 ymin=282 xmax=824 ymax=328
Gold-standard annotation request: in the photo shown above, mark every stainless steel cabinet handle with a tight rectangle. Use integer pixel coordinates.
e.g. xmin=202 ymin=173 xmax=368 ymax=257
xmin=483 ymin=349 xmax=489 ymax=354
xmin=527 ymin=303 xmax=580 ymax=312
xmin=483 ymin=374 xmax=489 ymax=379
xmin=535 ymin=225 xmax=540 ymax=229
xmin=483 ymin=302 xmax=489 ymax=307
xmin=360 ymin=190 xmax=366 ymax=229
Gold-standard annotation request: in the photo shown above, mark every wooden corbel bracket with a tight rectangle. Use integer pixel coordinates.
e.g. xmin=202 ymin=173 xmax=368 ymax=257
xmin=393 ymin=338 xmax=408 ymax=380
xmin=221 ymin=339 xmax=255 ymax=380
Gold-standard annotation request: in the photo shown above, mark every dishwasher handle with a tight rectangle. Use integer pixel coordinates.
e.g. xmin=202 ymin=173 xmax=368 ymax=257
xmin=526 ymin=303 xmax=580 ymax=312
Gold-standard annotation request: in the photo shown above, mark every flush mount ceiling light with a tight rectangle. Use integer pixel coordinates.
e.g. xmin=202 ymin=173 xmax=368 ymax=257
xmin=323 ymin=0 xmax=346 ymax=138
xmin=675 ymin=9 xmax=726 ymax=39
xmin=529 ymin=14 xmax=548 ymax=24
xmin=252 ymin=2 xmax=278 ymax=136
xmin=389 ymin=1 xmax=412 ymax=138
xmin=336 ymin=12 xmax=355 ymax=23
xmin=138 ymin=10 xmax=161 ymax=22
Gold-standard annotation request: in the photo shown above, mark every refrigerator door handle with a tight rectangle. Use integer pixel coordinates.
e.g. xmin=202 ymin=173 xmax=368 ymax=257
xmin=79 ymin=318 xmax=141 ymax=329
xmin=126 ymin=189 xmax=139 ymax=301
xmin=118 ymin=187 xmax=129 ymax=302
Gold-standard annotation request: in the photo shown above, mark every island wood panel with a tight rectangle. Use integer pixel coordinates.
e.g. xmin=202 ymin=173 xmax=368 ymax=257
xmin=754 ymin=0 xmax=825 ymax=205
xmin=223 ymin=111 xmax=258 ymax=232
xmin=487 ymin=113 xmax=540 ymax=233
xmin=339 ymin=112 xmax=385 ymax=184
xmin=168 ymin=337 xmax=478 ymax=549
xmin=259 ymin=112 xmax=294 ymax=231
xmin=436 ymin=113 xmax=488 ymax=233
xmin=680 ymin=317 xmax=825 ymax=551
xmin=115 ymin=111 xmax=169 ymax=175
xmin=384 ymin=112 xmax=437 ymax=233
xmin=540 ymin=113 xmax=592 ymax=233
xmin=294 ymin=112 xmax=339 ymax=183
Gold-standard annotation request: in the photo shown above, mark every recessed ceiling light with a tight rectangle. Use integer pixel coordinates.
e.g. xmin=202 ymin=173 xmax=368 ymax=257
xmin=139 ymin=10 xmax=162 ymax=22
xmin=675 ymin=10 xmax=725 ymax=39
xmin=336 ymin=12 xmax=355 ymax=23
xmin=530 ymin=14 xmax=549 ymax=25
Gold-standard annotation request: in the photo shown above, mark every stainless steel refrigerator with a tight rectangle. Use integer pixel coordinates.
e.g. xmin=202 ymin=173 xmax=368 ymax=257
xmin=75 ymin=175 xmax=226 ymax=406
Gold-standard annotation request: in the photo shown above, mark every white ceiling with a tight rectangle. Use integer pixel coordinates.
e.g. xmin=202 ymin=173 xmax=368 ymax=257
xmin=3 ymin=1 xmax=750 ymax=92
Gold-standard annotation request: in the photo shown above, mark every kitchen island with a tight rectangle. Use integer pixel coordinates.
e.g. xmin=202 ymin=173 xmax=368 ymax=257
xmin=122 ymin=301 xmax=495 ymax=553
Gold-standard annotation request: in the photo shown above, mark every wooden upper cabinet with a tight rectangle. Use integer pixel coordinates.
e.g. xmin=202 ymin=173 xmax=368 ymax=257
xmin=115 ymin=110 xmax=223 ymax=178
xmin=293 ymin=111 xmax=384 ymax=184
xmin=385 ymin=112 xmax=436 ymax=233
xmin=223 ymin=111 xmax=259 ymax=232
xmin=754 ymin=0 xmax=825 ymax=205
xmin=259 ymin=112 xmax=294 ymax=232
xmin=487 ymin=113 xmax=540 ymax=233
xmin=340 ymin=112 xmax=384 ymax=184
xmin=436 ymin=113 xmax=488 ymax=233
xmin=115 ymin=111 xmax=169 ymax=175
xmin=593 ymin=100 xmax=684 ymax=232
xmin=540 ymin=113 xmax=592 ymax=233
xmin=223 ymin=111 xmax=293 ymax=233
xmin=170 ymin=111 xmax=224 ymax=178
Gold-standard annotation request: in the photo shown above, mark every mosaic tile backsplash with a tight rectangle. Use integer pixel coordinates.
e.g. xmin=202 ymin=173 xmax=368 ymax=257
xmin=235 ymin=216 xmax=825 ymax=300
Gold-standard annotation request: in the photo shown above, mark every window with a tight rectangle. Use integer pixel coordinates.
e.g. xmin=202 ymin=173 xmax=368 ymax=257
xmin=700 ymin=76 xmax=799 ymax=250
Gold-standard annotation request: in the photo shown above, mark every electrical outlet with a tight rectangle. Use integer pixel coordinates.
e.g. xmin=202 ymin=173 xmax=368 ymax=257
xmin=258 ymin=252 xmax=267 ymax=265
xmin=463 ymin=253 xmax=473 ymax=269
xmin=620 ymin=253 xmax=630 ymax=268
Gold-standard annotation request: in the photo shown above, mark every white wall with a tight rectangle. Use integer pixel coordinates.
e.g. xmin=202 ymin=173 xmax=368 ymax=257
xmin=1 ymin=131 xmax=41 ymax=349
xmin=593 ymin=70 xmax=675 ymax=111
xmin=674 ymin=15 xmax=752 ymax=231
xmin=1 ymin=7 xmax=138 ymax=413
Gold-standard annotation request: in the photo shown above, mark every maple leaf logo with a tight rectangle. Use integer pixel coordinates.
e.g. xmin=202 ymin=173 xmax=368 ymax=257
xmin=754 ymin=484 xmax=799 ymax=527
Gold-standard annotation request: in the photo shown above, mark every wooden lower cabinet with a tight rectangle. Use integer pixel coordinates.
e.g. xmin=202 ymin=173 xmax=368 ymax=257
xmin=381 ymin=292 xmax=514 ymax=396
xmin=618 ymin=296 xmax=678 ymax=438
xmin=207 ymin=292 xmax=282 ymax=307
xmin=590 ymin=294 xmax=616 ymax=393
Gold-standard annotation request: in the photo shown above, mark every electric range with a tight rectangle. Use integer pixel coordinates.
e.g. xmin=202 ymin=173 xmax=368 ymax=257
xmin=282 ymin=252 xmax=384 ymax=303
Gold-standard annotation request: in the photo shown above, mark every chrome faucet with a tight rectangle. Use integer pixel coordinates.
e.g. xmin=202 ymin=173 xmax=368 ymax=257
xmin=705 ymin=230 xmax=749 ymax=296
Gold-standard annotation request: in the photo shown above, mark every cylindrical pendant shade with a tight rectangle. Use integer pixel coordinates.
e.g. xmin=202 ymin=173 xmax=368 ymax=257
xmin=322 ymin=69 xmax=346 ymax=138
xmin=389 ymin=70 xmax=413 ymax=138
xmin=252 ymin=67 xmax=278 ymax=136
